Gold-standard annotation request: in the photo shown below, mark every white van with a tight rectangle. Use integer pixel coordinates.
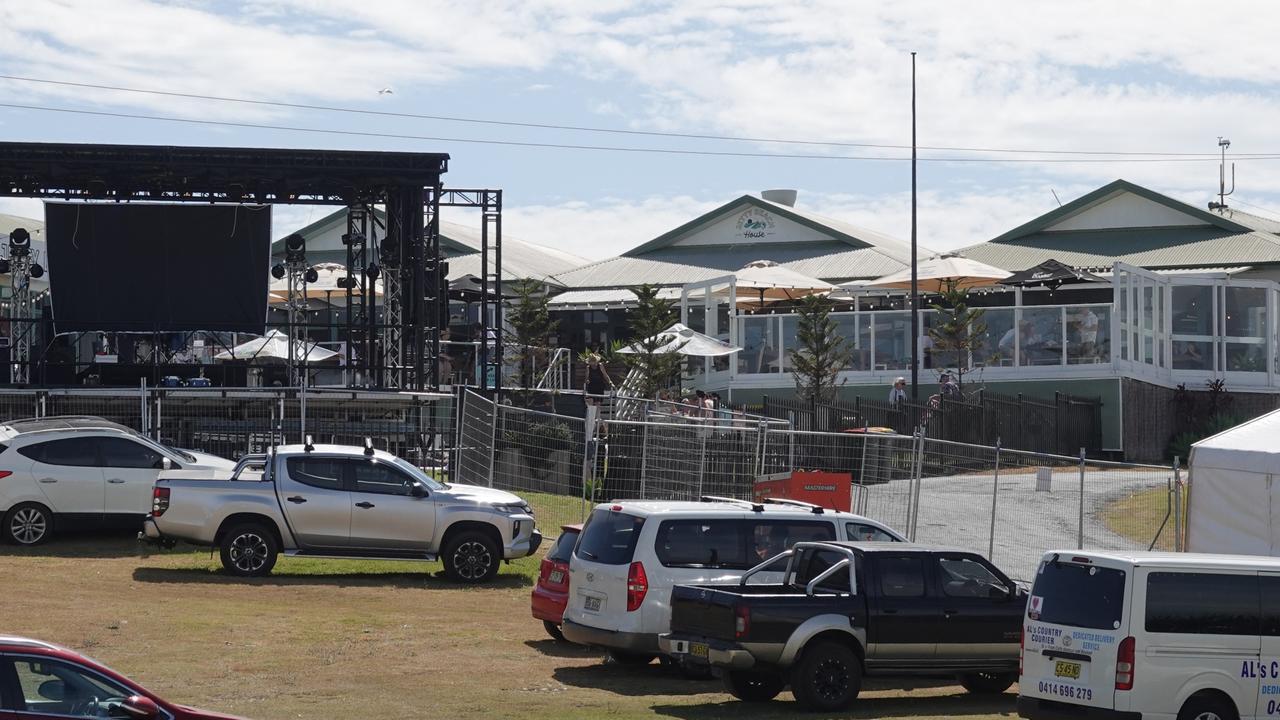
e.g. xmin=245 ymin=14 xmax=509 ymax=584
xmin=1020 ymin=550 xmax=1280 ymax=720
xmin=560 ymin=498 xmax=904 ymax=665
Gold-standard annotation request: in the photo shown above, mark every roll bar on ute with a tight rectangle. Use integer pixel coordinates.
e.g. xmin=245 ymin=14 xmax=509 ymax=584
xmin=737 ymin=541 xmax=858 ymax=596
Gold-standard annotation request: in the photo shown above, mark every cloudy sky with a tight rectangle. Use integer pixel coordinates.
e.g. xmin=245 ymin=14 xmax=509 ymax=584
xmin=2 ymin=0 xmax=1280 ymax=260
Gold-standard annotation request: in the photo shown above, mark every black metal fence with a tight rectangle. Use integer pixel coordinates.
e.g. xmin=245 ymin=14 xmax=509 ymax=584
xmin=760 ymin=388 xmax=1102 ymax=456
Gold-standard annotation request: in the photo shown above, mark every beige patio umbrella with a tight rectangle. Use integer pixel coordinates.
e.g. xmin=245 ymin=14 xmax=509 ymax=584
xmin=730 ymin=259 xmax=836 ymax=306
xmin=617 ymin=323 xmax=741 ymax=357
xmin=213 ymin=329 xmax=339 ymax=363
xmin=858 ymin=254 xmax=1011 ymax=294
xmin=268 ymin=262 xmax=383 ymax=305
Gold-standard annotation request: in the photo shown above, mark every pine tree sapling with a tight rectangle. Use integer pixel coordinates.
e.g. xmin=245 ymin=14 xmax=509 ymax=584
xmin=927 ymin=280 xmax=987 ymax=392
xmin=503 ymin=279 xmax=558 ymax=391
xmin=789 ymin=294 xmax=851 ymax=406
xmin=625 ymin=284 xmax=682 ymax=398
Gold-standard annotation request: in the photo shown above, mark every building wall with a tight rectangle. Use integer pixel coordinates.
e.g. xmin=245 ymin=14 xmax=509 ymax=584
xmin=1120 ymin=378 xmax=1280 ymax=463
xmin=728 ymin=377 xmax=1123 ymax=451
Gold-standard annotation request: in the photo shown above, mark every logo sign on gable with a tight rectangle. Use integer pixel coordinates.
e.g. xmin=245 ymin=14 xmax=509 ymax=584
xmin=736 ymin=209 xmax=776 ymax=240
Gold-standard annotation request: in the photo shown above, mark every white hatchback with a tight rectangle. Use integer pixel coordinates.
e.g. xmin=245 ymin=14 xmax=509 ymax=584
xmin=0 ymin=416 xmax=234 ymax=545
xmin=1020 ymin=550 xmax=1280 ymax=720
xmin=560 ymin=497 xmax=904 ymax=664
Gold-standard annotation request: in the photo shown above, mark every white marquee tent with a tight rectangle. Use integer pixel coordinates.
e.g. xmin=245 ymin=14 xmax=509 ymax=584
xmin=1187 ymin=409 xmax=1280 ymax=555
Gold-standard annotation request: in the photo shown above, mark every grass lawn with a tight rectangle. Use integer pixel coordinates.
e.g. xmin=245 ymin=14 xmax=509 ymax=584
xmin=1101 ymin=485 xmax=1182 ymax=551
xmin=1 ymin=532 xmax=1019 ymax=720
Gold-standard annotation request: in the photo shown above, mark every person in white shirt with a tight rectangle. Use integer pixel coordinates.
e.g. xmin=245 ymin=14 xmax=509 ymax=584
xmin=1075 ymin=308 xmax=1099 ymax=359
xmin=888 ymin=377 xmax=907 ymax=405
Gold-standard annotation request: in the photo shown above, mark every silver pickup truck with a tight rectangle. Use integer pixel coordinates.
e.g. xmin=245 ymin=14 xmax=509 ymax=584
xmin=141 ymin=443 xmax=540 ymax=583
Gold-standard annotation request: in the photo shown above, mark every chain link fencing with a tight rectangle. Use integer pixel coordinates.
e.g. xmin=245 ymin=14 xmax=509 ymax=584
xmin=457 ymin=392 xmax=1184 ymax=576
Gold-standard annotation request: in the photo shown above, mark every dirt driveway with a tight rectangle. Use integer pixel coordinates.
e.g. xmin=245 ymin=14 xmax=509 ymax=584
xmin=0 ymin=533 xmax=1018 ymax=720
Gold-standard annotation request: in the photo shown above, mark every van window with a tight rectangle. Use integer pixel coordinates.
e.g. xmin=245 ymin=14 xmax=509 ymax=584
xmin=1031 ymin=560 xmax=1125 ymax=630
xmin=1261 ymin=576 xmax=1280 ymax=636
xmin=1145 ymin=572 xmax=1259 ymax=636
xmin=655 ymin=519 xmax=836 ymax=570
xmin=575 ymin=509 xmax=645 ymax=565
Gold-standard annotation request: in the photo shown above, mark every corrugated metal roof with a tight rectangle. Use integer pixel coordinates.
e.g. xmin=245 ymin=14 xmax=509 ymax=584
xmin=782 ymin=247 xmax=911 ymax=282
xmin=758 ymin=198 xmax=925 ymax=265
xmin=550 ymin=256 xmax=733 ymax=289
xmin=1209 ymin=207 xmax=1280 ymax=235
xmin=961 ymin=226 xmax=1280 ymax=272
xmin=439 ymin=221 xmax=587 ymax=280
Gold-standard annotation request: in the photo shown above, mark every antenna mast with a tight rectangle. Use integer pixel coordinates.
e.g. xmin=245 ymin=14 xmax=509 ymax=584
xmin=1214 ymin=137 xmax=1234 ymax=209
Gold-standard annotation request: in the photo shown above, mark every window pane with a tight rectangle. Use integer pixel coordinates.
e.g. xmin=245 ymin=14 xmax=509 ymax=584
xmin=978 ymin=308 xmax=1015 ymax=367
xmin=1145 ymin=572 xmax=1258 ymax=635
xmin=35 ymin=438 xmax=99 ymax=467
xmin=846 ymin=522 xmax=899 ymax=542
xmin=98 ymin=438 xmax=162 ymax=469
xmin=1173 ymin=341 xmax=1213 ymax=370
xmin=575 ymin=509 xmax=644 ymax=565
xmin=1172 ymin=285 xmax=1212 ymax=335
xmin=782 ymin=316 xmax=799 ymax=373
xmin=1030 ymin=561 xmax=1126 ymax=630
xmin=656 ymin=519 xmax=748 ymax=568
xmin=1067 ymin=306 xmax=1109 ymax=364
xmin=877 ymin=556 xmax=925 ymax=597
xmin=833 ymin=312 xmax=861 ymax=370
xmin=351 ymin=461 xmax=414 ymax=496
xmin=1260 ymin=576 xmax=1280 ymax=636
xmin=1020 ymin=307 xmax=1064 ymax=366
xmin=799 ymin=548 xmax=853 ymax=593
xmin=285 ymin=457 xmax=346 ymax=491
xmin=749 ymin=520 xmax=837 ymax=563
xmin=13 ymin=658 xmax=132 ymax=718
xmin=546 ymin=530 xmax=579 ymax=564
xmin=939 ymin=557 xmax=1005 ymax=598
xmin=1225 ymin=286 xmax=1267 ymax=338
xmin=871 ymin=312 xmax=910 ymax=370
xmin=687 ymin=304 xmax=705 ymax=333
xmin=738 ymin=316 xmax=778 ymax=374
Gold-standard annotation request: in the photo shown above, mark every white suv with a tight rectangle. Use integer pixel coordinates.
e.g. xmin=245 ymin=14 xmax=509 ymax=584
xmin=560 ymin=497 xmax=905 ymax=665
xmin=0 ymin=416 xmax=234 ymax=545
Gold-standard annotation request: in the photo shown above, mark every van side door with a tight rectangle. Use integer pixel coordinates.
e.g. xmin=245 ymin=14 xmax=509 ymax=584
xmin=1137 ymin=568 xmax=1259 ymax=720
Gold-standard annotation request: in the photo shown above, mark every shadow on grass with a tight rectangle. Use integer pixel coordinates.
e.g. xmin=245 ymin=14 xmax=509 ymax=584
xmin=652 ymin=687 xmax=1016 ymax=719
xmin=523 ymin=639 xmax=599 ymax=659
xmin=552 ymin=661 xmax=715 ymax=697
xmin=131 ymin=566 xmax=533 ymax=590
xmin=0 ymin=531 xmax=145 ymax=559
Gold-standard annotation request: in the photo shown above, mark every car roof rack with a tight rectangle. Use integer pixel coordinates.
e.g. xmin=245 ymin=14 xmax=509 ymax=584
xmin=762 ymin=497 xmax=826 ymax=514
xmin=700 ymin=495 xmax=765 ymax=512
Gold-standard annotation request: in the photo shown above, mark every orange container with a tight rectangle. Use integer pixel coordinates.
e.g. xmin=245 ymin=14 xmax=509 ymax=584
xmin=753 ymin=470 xmax=852 ymax=512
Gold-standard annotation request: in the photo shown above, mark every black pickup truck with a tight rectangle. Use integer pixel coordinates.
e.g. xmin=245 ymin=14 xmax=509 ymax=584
xmin=658 ymin=541 xmax=1026 ymax=712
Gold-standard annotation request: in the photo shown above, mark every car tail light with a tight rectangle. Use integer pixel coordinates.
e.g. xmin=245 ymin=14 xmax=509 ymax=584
xmin=1019 ymin=626 xmax=1025 ymax=676
xmin=1115 ymin=636 xmax=1135 ymax=690
xmin=626 ymin=562 xmax=648 ymax=612
xmin=735 ymin=605 xmax=751 ymax=640
xmin=0 ymin=471 xmax=11 ymax=480
xmin=152 ymin=486 xmax=170 ymax=517
xmin=538 ymin=558 xmax=552 ymax=582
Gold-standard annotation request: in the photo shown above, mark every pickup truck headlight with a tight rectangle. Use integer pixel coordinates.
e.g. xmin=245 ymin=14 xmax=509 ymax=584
xmin=493 ymin=503 xmax=533 ymax=515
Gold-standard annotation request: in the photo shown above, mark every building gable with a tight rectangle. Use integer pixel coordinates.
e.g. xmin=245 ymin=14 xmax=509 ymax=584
xmin=1045 ymin=190 xmax=1208 ymax=232
xmin=665 ymin=202 xmax=836 ymax=247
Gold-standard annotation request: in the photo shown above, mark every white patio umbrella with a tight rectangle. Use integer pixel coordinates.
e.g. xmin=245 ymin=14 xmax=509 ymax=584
xmin=268 ymin=262 xmax=383 ymax=305
xmin=213 ymin=329 xmax=339 ymax=363
xmin=733 ymin=260 xmax=835 ymax=304
xmin=858 ymin=254 xmax=1011 ymax=294
xmin=618 ymin=323 xmax=741 ymax=357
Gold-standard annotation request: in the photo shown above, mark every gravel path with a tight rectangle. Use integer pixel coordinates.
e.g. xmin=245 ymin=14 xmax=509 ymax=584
xmin=860 ymin=466 xmax=1174 ymax=580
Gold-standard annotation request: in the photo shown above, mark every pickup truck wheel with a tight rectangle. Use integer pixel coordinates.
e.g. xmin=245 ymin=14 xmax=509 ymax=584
xmin=219 ymin=523 xmax=278 ymax=577
xmin=790 ymin=641 xmax=861 ymax=712
xmin=959 ymin=671 xmax=1016 ymax=695
xmin=442 ymin=530 xmax=500 ymax=583
xmin=543 ymin=621 xmax=566 ymax=642
xmin=723 ymin=670 xmax=785 ymax=702
xmin=4 ymin=503 xmax=52 ymax=545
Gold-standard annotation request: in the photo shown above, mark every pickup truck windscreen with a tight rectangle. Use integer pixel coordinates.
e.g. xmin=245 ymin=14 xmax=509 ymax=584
xmin=1030 ymin=560 xmax=1126 ymax=630
xmin=575 ymin=509 xmax=644 ymax=565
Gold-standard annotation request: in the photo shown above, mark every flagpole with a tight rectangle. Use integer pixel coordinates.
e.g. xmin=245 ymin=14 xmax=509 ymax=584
xmin=910 ymin=51 xmax=919 ymax=401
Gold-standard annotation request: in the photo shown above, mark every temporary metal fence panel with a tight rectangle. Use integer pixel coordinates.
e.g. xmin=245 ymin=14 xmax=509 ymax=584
xmin=456 ymin=390 xmax=497 ymax=486
xmin=490 ymin=404 xmax=586 ymax=538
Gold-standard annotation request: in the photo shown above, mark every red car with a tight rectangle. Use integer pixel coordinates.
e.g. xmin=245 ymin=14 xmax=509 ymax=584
xmin=0 ymin=636 xmax=246 ymax=719
xmin=531 ymin=524 xmax=582 ymax=641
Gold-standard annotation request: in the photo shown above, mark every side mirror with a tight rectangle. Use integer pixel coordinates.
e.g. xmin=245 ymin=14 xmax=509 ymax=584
xmin=409 ymin=481 xmax=427 ymax=498
xmin=119 ymin=695 xmax=161 ymax=719
xmin=989 ymin=583 xmax=1013 ymax=600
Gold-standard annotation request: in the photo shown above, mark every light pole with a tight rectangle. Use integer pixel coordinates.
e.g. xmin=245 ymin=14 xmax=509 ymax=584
xmin=910 ymin=51 xmax=919 ymax=401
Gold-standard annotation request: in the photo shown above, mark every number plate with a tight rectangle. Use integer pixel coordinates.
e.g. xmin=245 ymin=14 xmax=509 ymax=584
xmin=549 ymin=570 xmax=565 ymax=584
xmin=690 ymin=642 xmax=709 ymax=659
xmin=583 ymin=595 xmax=602 ymax=612
xmin=1054 ymin=660 xmax=1082 ymax=680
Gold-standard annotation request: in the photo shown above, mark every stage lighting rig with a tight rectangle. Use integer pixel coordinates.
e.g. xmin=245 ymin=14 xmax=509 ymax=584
xmin=6 ymin=227 xmax=42 ymax=384
xmin=271 ymin=263 xmax=286 ymax=280
xmin=9 ymin=228 xmax=31 ymax=257
xmin=284 ymin=233 xmax=306 ymax=263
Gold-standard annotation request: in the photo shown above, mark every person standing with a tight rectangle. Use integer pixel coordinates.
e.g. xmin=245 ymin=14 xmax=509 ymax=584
xmin=888 ymin=377 xmax=907 ymax=405
xmin=584 ymin=353 xmax=613 ymax=406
